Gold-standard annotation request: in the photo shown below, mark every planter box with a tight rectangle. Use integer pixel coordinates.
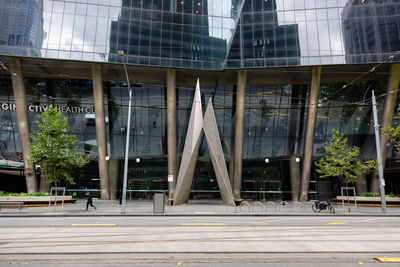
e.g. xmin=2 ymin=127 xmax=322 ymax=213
xmin=0 ymin=196 xmax=76 ymax=205
xmin=334 ymin=196 xmax=400 ymax=206
xmin=336 ymin=196 xmax=400 ymax=202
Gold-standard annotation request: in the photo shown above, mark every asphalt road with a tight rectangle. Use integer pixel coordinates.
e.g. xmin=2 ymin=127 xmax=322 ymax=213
xmin=0 ymin=216 xmax=399 ymax=266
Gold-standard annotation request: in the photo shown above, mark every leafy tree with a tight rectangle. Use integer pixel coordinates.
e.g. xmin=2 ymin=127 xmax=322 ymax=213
xmin=382 ymin=106 xmax=400 ymax=157
xmin=315 ymin=129 xmax=376 ymax=211
xmin=28 ymin=105 xmax=89 ymax=210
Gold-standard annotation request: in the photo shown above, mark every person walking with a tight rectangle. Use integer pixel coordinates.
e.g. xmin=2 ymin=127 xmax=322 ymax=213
xmin=86 ymin=192 xmax=96 ymax=211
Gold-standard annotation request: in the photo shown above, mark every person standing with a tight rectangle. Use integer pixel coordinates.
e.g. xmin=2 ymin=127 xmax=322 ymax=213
xmin=86 ymin=192 xmax=96 ymax=211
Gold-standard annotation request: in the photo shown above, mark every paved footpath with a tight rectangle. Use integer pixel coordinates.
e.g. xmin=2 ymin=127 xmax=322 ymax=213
xmin=1 ymin=201 xmax=400 ymax=266
xmin=0 ymin=199 xmax=399 ymax=216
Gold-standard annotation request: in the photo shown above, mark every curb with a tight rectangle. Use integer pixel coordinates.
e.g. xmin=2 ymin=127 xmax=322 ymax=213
xmin=1 ymin=213 xmax=399 ymax=217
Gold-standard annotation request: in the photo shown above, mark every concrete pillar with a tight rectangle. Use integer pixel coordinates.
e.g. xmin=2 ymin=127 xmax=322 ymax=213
xmin=370 ymin=63 xmax=400 ymax=193
xmin=91 ymin=63 xmax=110 ymax=200
xmin=299 ymin=66 xmax=321 ymax=202
xmin=290 ymin=155 xmax=301 ymax=202
xmin=108 ymin=158 xmax=119 ymax=200
xmin=288 ymin=86 xmax=301 ymax=201
xmin=9 ymin=57 xmax=38 ymax=193
xmin=167 ymin=69 xmax=177 ymax=199
xmin=233 ymin=70 xmax=246 ymax=197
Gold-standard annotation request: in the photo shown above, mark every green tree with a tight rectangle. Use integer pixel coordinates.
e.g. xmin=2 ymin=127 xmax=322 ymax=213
xmin=383 ymin=106 xmax=400 ymax=157
xmin=315 ymin=129 xmax=376 ymax=211
xmin=28 ymin=105 xmax=88 ymax=210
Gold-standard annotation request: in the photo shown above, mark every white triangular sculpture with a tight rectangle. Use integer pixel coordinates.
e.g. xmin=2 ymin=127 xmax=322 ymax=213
xmin=203 ymin=99 xmax=234 ymax=205
xmin=173 ymin=79 xmax=234 ymax=206
xmin=173 ymin=79 xmax=203 ymax=205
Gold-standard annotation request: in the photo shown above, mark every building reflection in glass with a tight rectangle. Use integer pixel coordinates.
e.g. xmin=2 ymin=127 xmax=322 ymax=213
xmin=342 ymin=0 xmax=400 ymax=63
xmin=109 ymin=0 xmax=244 ymax=69
xmin=1 ymin=0 xmax=400 ymax=69
xmin=227 ymin=0 xmax=300 ymax=68
xmin=0 ymin=0 xmax=44 ymax=57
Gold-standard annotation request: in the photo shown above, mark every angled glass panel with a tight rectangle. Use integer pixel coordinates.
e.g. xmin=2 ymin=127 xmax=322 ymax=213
xmin=108 ymin=0 xmax=245 ymax=70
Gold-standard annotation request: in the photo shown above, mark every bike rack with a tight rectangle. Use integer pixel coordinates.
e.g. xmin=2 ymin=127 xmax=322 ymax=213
xmin=252 ymin=201 xmax=263 ymax=213
xmin=265 ymin=201 xmax=277 ymax=213
xmin=306 ymin=201 xmax=316 ymax=212
xmin=239 ymin=201 xmax=251 ymax=213
xmin=280 ymin=201 xmax=291 ymax=213
xmin=226 ymin=200 xmax=236 ymax=213
xmin=292 ymin=201 xmax=306 ymax=213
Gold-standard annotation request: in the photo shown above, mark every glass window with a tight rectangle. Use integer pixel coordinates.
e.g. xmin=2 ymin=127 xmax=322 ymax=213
xmin=48 ymin=12 xmax=63 ymax=50
xmin=316 ymin=8 xmax=327 ymax=21
xmin=318 ymin=21 xmax=331 ymax=56
xmin=65 ymin=2 xmax=76 ymax=13
xmin=305 ymin=9 xmax=316 ymax=20
xmin=327 ymin=8 xmax=339 ymax=19
xmin=76 ymin=4 xmax=88 ymax=15
xmin=98 ymin=5 xmax=109 ymax=17
xmin=72 ymin=15 xmax=86 ymax=50
xmin=295 ymin=10 xmax=306 ymax=21
xmin=87 ymin=4 xmax=98 ymax=16
xmin=306 ymin=20 xmax=319 ymax=56
xmin=59 ymin=14 xmax=74 ymax=50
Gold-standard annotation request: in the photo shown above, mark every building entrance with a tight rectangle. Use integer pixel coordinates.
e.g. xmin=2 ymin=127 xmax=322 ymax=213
xmin=190 ymin=160 xmax=221 ymax=200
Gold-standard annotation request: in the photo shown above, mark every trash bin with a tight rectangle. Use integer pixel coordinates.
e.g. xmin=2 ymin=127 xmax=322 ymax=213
xmin=153 ymin=193 xmax=165 ymax=213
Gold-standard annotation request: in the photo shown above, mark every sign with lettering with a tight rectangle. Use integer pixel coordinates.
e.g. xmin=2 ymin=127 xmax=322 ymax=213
xmin=0 ymin=103 xmax=94 ymax=114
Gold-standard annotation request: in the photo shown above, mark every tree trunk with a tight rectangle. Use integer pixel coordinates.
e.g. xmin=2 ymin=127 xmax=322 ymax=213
xmin=53 ymin=167 xmax=57 ymax=212
xmin=345 ymin=181 xmax=351 ymax=213
xmin=54 ymin=181 xmax=57 ymax=212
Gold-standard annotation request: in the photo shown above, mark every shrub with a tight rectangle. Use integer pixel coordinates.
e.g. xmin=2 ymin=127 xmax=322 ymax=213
xmin=0 ymin=192 xmax=49 ymax=197
xmin=386 ymin=192 xmax=398 ymax=198
xmin=361 ymin=192 xmax=378 ymax=197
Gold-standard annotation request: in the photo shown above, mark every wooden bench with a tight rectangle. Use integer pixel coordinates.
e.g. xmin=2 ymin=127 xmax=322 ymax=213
xmin=0 ymin=202 xmax=25 ymax=212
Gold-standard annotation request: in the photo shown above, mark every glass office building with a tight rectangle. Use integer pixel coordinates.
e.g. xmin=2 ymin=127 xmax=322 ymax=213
xmin=0 ymin=0 xmax=400 ymax=200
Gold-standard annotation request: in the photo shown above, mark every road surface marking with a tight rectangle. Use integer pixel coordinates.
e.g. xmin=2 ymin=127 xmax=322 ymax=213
xmin=362 ymin=218 xmax=379 ymax=222
xmin=374 ymin=258 xmax=400 ymax=262
xmin=252 ymin=223 xmax=271 ymax=225
xmin=71 ymin=224 xmax=117 ymax=226
xmin=358 ymin=261 xmax=364 ymax=264
xmin=168 ymin=260 xmax=275 ymax=264
xmin=181 ymin=223 xmax=226 ymax=226
xmin=326 ymin=222 xmax=347 ymax=225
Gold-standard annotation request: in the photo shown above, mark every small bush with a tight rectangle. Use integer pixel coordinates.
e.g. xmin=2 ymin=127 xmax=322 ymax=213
xmin=386 ymin=192 xmax=398 ymax=198
xmin=361 ymin=192 xmax=378 ymax=197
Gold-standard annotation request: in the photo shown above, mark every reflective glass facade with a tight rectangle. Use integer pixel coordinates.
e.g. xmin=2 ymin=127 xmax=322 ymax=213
xmin=1 ymin=0 xmax=400 ymax=70
xmin=1 ymin=0 xmax=400 ymax=199
xmin=1 ymin=74 xmax=395 ymax=199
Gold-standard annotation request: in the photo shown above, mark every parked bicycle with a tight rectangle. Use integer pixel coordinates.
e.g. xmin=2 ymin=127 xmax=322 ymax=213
xmin=312 ymin=200 xmax=335 ymax=214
